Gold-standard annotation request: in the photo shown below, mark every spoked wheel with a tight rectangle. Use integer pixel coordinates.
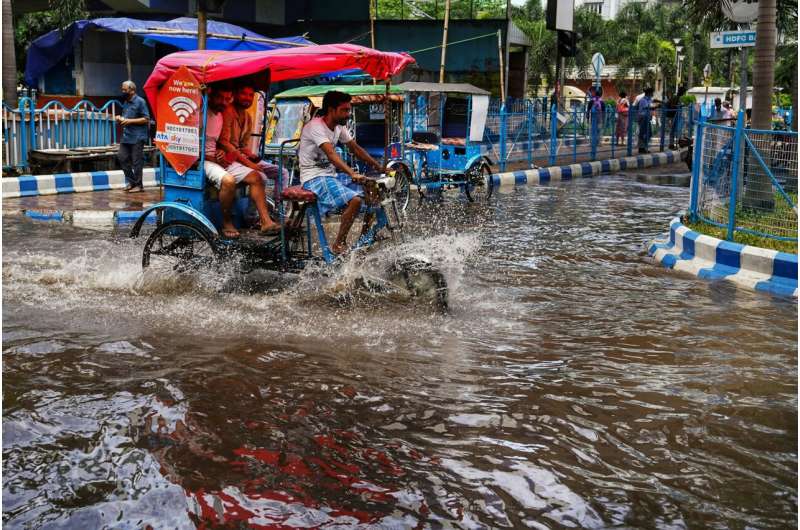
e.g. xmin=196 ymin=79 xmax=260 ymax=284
xmin=386 ymin=257 xmax=448 ymax=312
xmin=142 ymin=220 xmax=220 ymax=273
xmin=391 ymin=165 xmax=412 ymax=213
xmin=464 ymin=162 xmax=494 ymax=202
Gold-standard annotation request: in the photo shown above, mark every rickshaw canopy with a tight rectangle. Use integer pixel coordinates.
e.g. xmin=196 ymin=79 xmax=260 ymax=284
xmin=144 ymin=44 xmax=415 ymax=116
xmin=274 ymin=84 xmax=405 ymax=104
xmin=395 ymin=82 xmax=491 ymax=96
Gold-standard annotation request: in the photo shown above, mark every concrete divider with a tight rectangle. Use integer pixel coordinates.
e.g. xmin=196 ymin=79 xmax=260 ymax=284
xmin=648 ymin=217 xmax=798 ymax=298
xmin=490 ymin=150 xmax=683 ymax=187
xmin=2 ymin=168 xmax=161 ymax=198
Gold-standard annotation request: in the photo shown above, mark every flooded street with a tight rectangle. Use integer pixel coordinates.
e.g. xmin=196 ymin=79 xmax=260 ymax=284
xmin=3 ymin=176 xmax=797 ymax=529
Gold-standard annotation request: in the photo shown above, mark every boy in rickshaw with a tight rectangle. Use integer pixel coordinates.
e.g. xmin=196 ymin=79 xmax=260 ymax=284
xmin=298 ymin=90 xmax=385 ymax=255
xmin=219 ymin=81 xmax=291 ymax=204
xmin=204 ymin=84 xmax=280 ymax=238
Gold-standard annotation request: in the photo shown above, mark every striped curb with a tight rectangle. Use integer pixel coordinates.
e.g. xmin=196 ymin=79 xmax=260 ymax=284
xmin=648 ymin=217 xmax=798 ymax=298
xmin=2 ymin=168 xmax=161 ymax=199
xmin=5 ymin=208 xmax=157 ymax=227
xmin=490 ymin=149 xmax=684 ymax=187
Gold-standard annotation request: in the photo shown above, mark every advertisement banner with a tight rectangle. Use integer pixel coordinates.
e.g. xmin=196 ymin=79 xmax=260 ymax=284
xmin=155 ymin=66 xmax=202 ymax=175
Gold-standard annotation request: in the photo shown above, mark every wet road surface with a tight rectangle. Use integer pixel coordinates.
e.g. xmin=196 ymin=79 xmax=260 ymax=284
xmin=3 ymin=176 xmax=796 ymax=529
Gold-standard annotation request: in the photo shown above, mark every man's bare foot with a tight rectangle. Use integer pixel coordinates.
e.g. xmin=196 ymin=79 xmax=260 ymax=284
xmin=222 ymin=225 xmax=240 ymax=239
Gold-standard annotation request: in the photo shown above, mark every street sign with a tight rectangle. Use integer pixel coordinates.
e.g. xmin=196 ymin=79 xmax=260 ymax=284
xmin=710 ymin=30 xmax=756 ymax=48
xmin=703 ymin=63 xmax=712 ymax=88
xmin=591 ymin=52 xmax=605 ymax=76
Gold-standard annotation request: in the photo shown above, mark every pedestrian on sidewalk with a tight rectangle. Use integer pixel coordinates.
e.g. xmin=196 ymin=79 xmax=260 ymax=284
xmin=615 ymin=91 xmax=629 ymax=146
xmin=636 ymin=87 xmax=655 ymax=154
xmin=667 ymin=85 xmax=686 ymax=149
xmin=117 ymin=80 xmax=151 ymax=193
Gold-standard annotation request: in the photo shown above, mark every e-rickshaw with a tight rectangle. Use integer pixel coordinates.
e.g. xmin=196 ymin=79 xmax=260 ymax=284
xmin=263 ymin=84 xmax=412 ymax=211
xmin=129 ymin=45 xmax=448 ymax=310
xmin=398 ymin=82 xmax=494 ymax=201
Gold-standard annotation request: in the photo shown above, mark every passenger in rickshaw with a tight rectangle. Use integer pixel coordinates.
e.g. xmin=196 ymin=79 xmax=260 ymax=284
xmin=219 ymin=81 xmax=291 ymax=199
xmin=298 ymin=90 xmax=386 ymax=255
xmin=204 ymin=83 xmax=280 ymax=239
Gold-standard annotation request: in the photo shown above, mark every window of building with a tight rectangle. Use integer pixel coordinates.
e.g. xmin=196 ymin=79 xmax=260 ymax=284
xmin=584 ymin=2 xmax=603 ymax=15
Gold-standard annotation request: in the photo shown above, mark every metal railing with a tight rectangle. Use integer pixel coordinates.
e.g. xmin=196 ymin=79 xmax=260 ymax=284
xmin=482 ymin=100 xmax=694 ymax=171
xmin=690 ymin=111 xmax=798 ymax=243
xmin=2 ymin=97 xmax=124 ymax=172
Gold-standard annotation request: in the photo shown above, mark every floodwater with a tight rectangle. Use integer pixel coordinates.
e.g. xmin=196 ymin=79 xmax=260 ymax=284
xmin=3 ymin=176 xmax=797 ymax=529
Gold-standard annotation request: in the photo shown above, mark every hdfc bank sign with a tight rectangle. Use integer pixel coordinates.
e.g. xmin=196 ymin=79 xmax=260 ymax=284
xmin=155 ymin=66 xmax=202 ymax=175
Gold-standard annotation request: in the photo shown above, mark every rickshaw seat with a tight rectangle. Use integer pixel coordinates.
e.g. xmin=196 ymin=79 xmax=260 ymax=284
xmin=412 ymin=131 xmax=440 ymax=144
xmin=282 ymin=186 xmax=316 ymax=203
xmin=441 ymin=137 xmax=466 ymax=146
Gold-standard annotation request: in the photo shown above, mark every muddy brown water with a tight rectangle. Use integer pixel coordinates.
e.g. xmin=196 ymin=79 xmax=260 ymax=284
xmin=3 ymin=176 xmax=797 ymax=529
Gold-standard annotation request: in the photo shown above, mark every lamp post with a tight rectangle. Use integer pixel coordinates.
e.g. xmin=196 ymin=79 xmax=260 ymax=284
xmin=672 ymin=38 xmax=681 ymax=94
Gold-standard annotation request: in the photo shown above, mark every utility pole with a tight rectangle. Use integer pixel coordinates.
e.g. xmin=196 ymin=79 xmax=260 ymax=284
xmin=439 ymin=0 xmax=451 ymax=83
xmin=197 ymin=2 xmax=208 ymax=50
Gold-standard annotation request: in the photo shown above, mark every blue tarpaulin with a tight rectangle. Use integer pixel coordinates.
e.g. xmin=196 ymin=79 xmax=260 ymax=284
xmin=24 ymin=17 xmax=313 ymax=86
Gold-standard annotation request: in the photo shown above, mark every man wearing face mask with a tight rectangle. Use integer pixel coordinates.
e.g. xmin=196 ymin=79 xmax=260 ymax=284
xmin=116 ymin=80 xmax=151 ymax=193
xmin=298 ymin=90 xmax=385 ymax=255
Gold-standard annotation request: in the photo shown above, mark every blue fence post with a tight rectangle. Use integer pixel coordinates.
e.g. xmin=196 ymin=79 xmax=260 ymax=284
xmin=590 ymin=106 xmax=599 ymax=161
xmin=526 ymin=100 xmax=533 ymax=168
xmin=18 ymin=97 xmax=32 ymax=170
xmin=549 ymin=103 xmax=557 ymax=166
xmin=689 ymin=113 xmax=706 ymax=222
xmin=726 ymin=111 xmax=746 ymax=241
xmin=627 ymin=105 xmax=634 ymax=157
xmin=499 ymin=103 xmax=507 ymax=172
xmin=610 ymin=105 xmax=616 ymax=159
xmin=572 ymin=107 xmax=577 ymax=163
xmin=659 ymin=104 xmax=666 ymax=151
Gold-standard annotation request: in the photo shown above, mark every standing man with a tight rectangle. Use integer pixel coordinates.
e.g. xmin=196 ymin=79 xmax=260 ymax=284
xmin=667 ymin=85 xmax=686 ymax=149
xmin=117 ymin=80 xmax=150 ymax=193
xmin=636 ymin=87 xmax=655 ymax=154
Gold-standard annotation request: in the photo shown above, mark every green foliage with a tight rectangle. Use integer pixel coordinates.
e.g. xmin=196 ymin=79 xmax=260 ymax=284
xmin=14 ymin=1 xmax=88 ymax=83
xmin=680 ymin=94 xmax=696 ymax=104
xmin=375 ymin=0 xmax=506 ymax=20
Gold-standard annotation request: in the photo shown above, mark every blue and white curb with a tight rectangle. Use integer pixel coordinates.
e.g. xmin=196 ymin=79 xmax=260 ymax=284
xmin=2 ymin=168 xmax=161 ymax=198
xmin=490 ymin=150 xmax=682 ymax=187
xmin=6 ymin=208 xmax=157 ymax=228
xmin=648 ymin=217 xmax=798 ymax=298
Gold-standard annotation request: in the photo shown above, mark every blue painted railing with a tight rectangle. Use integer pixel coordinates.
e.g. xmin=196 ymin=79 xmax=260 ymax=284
xmin=690 ymin=110 xmax=797 ymax=243
xmin=2 ymin=98 xmax=124 ymax=172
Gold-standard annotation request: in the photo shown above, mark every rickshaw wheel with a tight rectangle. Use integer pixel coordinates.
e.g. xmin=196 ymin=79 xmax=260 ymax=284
xmin=387 ymin=257 xmax=448 ymax=312
xmin=464 ymin=163 xmax=493 ymax=202
xmin=142 ymin=220 xmax=220 ymax=273
xmin=392 ymin=165 xmax=412 ymax=212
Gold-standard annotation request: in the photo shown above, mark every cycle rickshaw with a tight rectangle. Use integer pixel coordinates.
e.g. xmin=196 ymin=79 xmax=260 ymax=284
xmin=129 ymin=44 xmax=448 ymax=309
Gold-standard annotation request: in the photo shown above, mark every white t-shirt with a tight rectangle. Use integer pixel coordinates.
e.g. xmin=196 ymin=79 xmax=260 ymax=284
xmin=298 ymin=117 xmax=353 ymax=184
xmin=205 ymin=110 xmax=223 ymax=158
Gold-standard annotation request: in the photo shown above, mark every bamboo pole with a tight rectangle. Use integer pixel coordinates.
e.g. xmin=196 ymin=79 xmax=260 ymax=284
xmin=125 ymin=30 xmax=132 ymax=80
xmin=439 ymin=0 xmax=451 ymax=83
xmin=197 ymin=9 xmax=207 ymax=50
xmin=497 ymin=29 xmax=505 ymax=104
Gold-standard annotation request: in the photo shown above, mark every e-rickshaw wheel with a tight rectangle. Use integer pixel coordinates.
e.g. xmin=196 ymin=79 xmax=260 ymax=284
xmin=464 ymin=162 xmax=493 ymax=202
xmin=142 ymin=220 xmax=220 ymax=273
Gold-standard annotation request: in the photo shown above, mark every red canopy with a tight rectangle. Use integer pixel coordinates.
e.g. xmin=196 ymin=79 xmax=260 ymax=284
xmin=143 ymin=43 xmax=415 ymax=115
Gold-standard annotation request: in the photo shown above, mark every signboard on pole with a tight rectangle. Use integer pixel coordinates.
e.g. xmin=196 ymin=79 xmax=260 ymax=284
xmin=710 ymin=30 xmax=756 ymax=48
xmin=155 ymin=66 xmax=202 ymax=176
xmin=591 ymin=53 xmax=605 ymax=77
xmin=546 ymin=0 xmax=574 ymax=31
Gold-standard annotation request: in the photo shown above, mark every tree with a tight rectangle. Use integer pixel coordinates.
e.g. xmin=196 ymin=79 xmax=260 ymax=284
xmin=2 ymin=0 xmax=16 ymax=105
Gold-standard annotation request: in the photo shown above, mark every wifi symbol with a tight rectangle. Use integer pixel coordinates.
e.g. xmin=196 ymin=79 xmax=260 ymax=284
xmin=168 ymin=96 xmax=198 ymax=124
